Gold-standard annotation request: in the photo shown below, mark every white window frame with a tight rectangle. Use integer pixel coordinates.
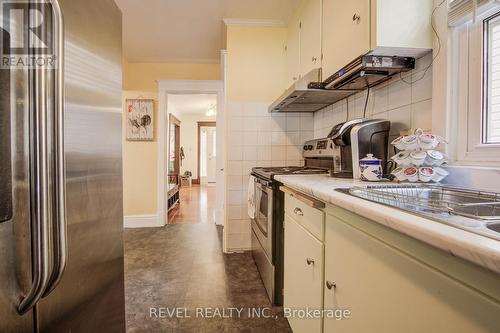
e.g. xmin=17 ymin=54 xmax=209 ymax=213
xmin=451 ymin=7 xmax=500 ymax=165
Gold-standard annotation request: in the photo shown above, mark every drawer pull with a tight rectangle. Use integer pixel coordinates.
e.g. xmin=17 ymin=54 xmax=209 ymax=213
xmin=294 ymin=207 xmax=304 ymax=216
xmin=306 ymin=258 xmax=315 ymax=265
xmin=326 ymin=281 xmax=336 ymax=290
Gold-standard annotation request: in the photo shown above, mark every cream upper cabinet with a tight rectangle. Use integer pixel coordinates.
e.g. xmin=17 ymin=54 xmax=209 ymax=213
xmin=321 ymin=0 xmax=371 ymax=80
xmin=321 ymin=0 xmax=433 ymax=80
xmin=299 ymin=0 xmax=322 ymax=77
xmin=284 ymin=216 xmax=324 ymax=333
xmin=324 ymin=213 xmax=500 ymax=333
xmin=284 ymin=0 xmax=323 ymax=86
xmin=286 ymin=16 xmax=301 ymax=87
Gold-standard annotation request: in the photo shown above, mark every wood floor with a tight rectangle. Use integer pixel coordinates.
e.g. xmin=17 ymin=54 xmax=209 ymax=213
xmin=168 ymin=184 xmax=216 ymax=224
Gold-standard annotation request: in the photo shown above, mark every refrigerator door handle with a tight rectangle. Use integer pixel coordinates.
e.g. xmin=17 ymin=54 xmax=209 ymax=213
xmin=18 ymin=1 xmax=66 ymax=314
xmin=43 ymin=0 xmax=67 ymax=298
xmin=18 ymin=60 xmax=51 ymax=316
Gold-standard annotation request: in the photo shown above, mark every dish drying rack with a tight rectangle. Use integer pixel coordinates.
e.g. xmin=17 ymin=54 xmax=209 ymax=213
xmin=348 ymin=184 xmax=500 ymax=221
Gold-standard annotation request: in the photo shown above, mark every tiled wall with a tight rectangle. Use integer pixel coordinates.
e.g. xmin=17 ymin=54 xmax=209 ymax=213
xmin=314 ymin=54 xmax=433 ymax=141
xmin=225 ymin=54 xmax=433 ymax=251
xmin=225 ymin=101 xmax=314 ymax=251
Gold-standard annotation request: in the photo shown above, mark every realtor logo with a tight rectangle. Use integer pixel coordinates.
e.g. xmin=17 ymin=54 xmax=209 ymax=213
xmin=0 ymin=0 xmax=55 ymax=68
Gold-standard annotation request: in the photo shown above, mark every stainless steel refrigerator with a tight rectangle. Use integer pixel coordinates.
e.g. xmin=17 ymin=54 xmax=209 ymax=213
xmin=0 ymin=0 xmax=125 ymax=332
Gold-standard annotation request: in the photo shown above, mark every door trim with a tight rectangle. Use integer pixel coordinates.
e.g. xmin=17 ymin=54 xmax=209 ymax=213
xmin=157 ymin=79 xmax=225 ymax=236
xmin=169 ymin=114 xmax=181 ymax=182
xmin=197 ymin=121 xmax=216 ymax=184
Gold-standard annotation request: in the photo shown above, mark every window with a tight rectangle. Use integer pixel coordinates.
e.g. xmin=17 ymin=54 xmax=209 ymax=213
xmin=484 ymin=14 xmax=500 ymax=143
xmin=452 ymin=2 xmax=500 ymax=164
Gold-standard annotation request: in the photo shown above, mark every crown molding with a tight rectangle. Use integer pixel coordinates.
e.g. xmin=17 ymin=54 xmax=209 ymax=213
xmin=222 ymin=18 xmax=286 ymax=27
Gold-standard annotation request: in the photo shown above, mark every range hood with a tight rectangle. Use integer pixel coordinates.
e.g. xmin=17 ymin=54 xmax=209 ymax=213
xmin=269 ymin=68 xmax=355 ymax=113
xmin=322 ymin=55 xmax=415 ymax=90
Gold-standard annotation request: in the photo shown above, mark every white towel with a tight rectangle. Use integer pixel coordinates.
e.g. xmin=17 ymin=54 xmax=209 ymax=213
xmin=247 ymin=176 xmax=256 ymax=219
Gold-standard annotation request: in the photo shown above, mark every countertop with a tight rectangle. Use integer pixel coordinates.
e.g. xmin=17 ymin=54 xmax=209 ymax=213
xmin=274 ymin=174 xmax=500 ymax=275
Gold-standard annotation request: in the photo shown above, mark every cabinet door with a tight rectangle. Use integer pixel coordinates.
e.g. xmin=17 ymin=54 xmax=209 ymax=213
xmin=324 ymin=215 xmax=500 ymax=333
xmin=284 ymin=216 xmax=323 ymax=333
xmin=322 ymin=0 xmax=370 ymax=79
xmin=299 ymin=0 xmax=322 ymax=77
xmin=286 ymin=15 xmax=301 ymax=86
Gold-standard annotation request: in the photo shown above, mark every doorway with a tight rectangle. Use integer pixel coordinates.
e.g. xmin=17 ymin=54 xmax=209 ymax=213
xmin=165 ymin=94 xmax=218 ymax=225
xmin=198 ymin=122 xmax=216 ymax=184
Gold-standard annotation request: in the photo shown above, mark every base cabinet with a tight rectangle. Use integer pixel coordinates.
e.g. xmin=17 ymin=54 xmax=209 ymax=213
xmin=324 ymin=213 xmax=500 ymax=333
xmin=281 ymin=185 xmax=500 ymax=333
xmin=284 ymin=216 xmax=324 ymax=333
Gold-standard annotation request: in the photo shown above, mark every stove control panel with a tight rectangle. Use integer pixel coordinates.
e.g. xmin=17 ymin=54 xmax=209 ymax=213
xmin=303 ymin=138 xmax=335 ymax=158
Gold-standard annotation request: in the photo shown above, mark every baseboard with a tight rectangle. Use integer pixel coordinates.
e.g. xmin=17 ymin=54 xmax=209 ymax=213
xmin=124 ymin=214 xmax=163 ymax=228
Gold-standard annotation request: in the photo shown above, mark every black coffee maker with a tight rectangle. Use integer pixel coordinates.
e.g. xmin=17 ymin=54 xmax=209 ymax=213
xmin=329 ymin=119 xmax=391 ymax=179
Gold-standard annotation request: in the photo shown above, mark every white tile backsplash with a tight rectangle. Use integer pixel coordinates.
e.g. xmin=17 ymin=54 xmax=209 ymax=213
xmin=242 ymin=132 xmax=258 ymax=146
xmin=225 ymin=55 xmax=433 ymax=252
xmin=411 ymin=99 xmax=433 ymax=130
xmin=225 ymin=101 xmax=315 ymax=251
xmin=386 ymin=105 xmax=412 ymax=136
xmin=242 ymin=146 xmax=257 ymax=161
xmin=387 ymin=78 xmax=412 ymax=110
xmin=286 ymin=117 xmax=300 ymax=131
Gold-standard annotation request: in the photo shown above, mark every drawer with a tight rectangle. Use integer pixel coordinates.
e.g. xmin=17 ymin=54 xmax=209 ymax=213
xmin=282 ymin=186 xmax=325 ymax=241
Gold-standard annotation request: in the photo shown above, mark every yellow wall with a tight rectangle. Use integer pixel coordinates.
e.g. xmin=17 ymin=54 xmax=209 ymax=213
xmin=123 ymin=61 xmax=222 ymax=92
xmin=123 ymin=60 xmax=221 ymax=216
xmin=226 ymin=26 xmax=287 ymax=101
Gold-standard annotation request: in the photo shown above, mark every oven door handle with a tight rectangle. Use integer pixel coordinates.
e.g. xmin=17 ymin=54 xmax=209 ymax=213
xmin=253 ymin=182 xmax=270 ymax=238
xmin=253 ymin=214 xmax=268 ymax=237
xmin=254 ymin=176 xmax=272 ymax=188
xmin=255 ymin=181 xmax=267 ymax=193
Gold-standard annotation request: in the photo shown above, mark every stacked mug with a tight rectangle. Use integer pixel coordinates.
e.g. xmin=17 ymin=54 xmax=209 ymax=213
xmin=390 ymin=130 xmax=450 ymax=183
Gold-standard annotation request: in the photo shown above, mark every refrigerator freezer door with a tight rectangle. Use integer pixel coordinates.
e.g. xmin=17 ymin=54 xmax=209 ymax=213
xmin=36 ymin=0 xmax=125 ymax=332
xmin=0 ymin=41 xmax=35 ymax=332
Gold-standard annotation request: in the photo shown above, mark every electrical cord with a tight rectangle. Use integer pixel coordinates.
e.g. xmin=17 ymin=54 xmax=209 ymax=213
xmin=346 ymin=98 xmax=349 ymax=121
xmin=400 ymin=0 xmax=446 ymax=85
xmin=362 ymin=87 xmax=371 ymax=118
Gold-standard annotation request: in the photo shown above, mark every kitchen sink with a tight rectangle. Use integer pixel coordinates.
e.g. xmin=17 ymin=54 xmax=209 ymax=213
xmin=337 ymin=184 xmax=500 ymax=240
xmin=487 ymin=223 xmax=500 ymax=233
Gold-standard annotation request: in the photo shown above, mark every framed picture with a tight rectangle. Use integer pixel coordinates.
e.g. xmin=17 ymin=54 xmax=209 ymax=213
xmin=126 ymin=99 xmax=154 ymax=141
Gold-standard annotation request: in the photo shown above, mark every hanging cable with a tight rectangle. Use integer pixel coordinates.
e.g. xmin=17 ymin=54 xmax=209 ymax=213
xmin=400 ymin=0 xmax=446 ymax=85
xmin=346 ymin=98 xmax=349 ymax=121
xmin=363 ymin=87 xmax=371 ymax=119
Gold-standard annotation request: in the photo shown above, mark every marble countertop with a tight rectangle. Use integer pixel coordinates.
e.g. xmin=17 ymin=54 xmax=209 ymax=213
xmin=274 ymin=174 xmax=500 ymax=275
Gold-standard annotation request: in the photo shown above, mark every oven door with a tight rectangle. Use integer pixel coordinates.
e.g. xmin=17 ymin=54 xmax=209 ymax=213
xmin=252 ymin=178 xmax=273 ymax=261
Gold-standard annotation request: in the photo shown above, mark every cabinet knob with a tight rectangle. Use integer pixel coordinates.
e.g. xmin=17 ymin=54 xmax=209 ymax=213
xmin=306 ymin=258 xmax=315 ymax=265
xmin=294 ymin=207 xmax=304 ymax=216
xmin=326 ymin=281 xmax=336 ymax=290
xmin=352 ymin=13 xmax=361 ymax=24
xmin=312 ymin=56 xmax=317 ymax=63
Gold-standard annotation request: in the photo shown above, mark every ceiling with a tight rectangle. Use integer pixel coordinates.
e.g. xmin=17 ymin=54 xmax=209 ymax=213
xmin=115 ymin=0 xmax=299 ymax=63
xmin=168 ymin=94 xmax=217 ymax=115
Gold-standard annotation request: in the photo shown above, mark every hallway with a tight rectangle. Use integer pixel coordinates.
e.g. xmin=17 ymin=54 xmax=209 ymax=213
xmin=124 ymin=224 xmax=291 ymax=332
xmin=169 ymin=184 xmax=216 ymax=224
